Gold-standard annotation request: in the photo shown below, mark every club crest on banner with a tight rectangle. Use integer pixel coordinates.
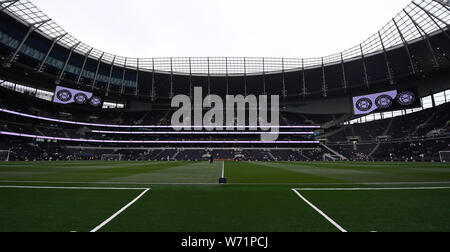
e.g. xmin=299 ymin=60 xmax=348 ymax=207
xmin=53 ymin=86 xmax=103 ymax=108
xmin=353 ymin=89 xmax=419 ymax=115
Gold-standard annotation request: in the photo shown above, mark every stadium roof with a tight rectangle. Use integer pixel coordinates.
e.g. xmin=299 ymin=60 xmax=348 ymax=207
xmin=0 ymin=0 xmax=449 ymax=75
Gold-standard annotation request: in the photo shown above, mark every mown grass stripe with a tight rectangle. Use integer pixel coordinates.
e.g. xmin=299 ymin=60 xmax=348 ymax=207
xmin=0 ymin=185 xmax=150 ymax=190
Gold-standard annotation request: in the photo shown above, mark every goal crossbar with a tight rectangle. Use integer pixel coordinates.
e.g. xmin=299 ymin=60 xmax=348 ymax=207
xmin=101 ymin=154 xmax=123 ymax=161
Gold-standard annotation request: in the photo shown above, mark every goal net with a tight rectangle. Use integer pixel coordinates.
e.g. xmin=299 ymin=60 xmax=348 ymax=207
xmin=0 ymin=150 xmax=10 ymax=162
xmin=101 ymin=154 xmax=123 ymax=161
xmin=323 ymin=153 xmax=341 ymax=162
xmin=439 ymin=151 xmax=450 ymax=163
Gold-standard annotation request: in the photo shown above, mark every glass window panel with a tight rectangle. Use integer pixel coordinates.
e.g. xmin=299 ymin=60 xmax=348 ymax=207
xmin=382 ymin=112 xmax=393 ymax=119
xmin=422 ymin=96 xmax=433 ymax=109
xmin=393 ymin=111 xmax=402 ymax=117
xmin=434 ymin=92 xmax=446 ymax=106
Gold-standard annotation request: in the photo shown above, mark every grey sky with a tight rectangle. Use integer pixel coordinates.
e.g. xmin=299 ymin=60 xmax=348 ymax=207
xmin=32 ymin=0 xmax=413 ymax=58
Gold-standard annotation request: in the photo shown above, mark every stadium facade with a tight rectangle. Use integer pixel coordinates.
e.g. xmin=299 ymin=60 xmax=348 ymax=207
xmin=0 ymin=0 xmax=449 ymax=162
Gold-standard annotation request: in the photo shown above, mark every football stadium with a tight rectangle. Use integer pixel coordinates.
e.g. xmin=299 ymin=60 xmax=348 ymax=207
xmin=0 ymin=0 xmax=450 ymax=237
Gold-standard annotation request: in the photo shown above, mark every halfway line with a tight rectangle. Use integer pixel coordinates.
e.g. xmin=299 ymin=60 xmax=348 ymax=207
xmin=222 ymin=161 xmax=225 ymax=179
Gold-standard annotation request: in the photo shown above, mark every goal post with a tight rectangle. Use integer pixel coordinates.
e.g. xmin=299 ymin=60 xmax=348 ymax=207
xmin=101 ymin=154 xmax=123 ymax=161
xmin=0 ymin=150 xmax=11 ymax=162
xmin=439 ymin=151 xmax=450 ymax=163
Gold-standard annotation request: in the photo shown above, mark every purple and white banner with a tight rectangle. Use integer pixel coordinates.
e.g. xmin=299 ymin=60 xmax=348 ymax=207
xmin=53 ymin=86 xmax=103 ymax=107
xmin=352 ymin=89 xmax=420 ymax=115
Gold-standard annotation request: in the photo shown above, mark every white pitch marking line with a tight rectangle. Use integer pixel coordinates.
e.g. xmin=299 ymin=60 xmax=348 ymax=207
xmin=0 ymin=180 xmax=219 ymax=185
xmin=222 ymin=161 xmax=225 ymax=179
xmin=90 ymin=188 xmax=150 ymax=233
xmin=293 ymin=187 xmax=450 ymax=191
xmin=292 ymin=189 xmax=347 ymax=233
xmin=0 ymin=185 xmax=149 ymax=190
xmin=3 ymin=180 xmax=450 ymax=186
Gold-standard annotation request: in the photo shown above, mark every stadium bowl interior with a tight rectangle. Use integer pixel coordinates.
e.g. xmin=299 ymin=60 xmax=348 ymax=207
xmin=0 ymin=0 xmax=449 ymax=233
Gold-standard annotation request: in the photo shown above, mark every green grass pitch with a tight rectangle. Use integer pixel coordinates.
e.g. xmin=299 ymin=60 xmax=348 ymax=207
xmin=0 ymin=161 xmax=450 ymax=232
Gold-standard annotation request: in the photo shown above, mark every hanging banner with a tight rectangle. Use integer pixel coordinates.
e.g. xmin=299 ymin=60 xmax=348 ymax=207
xmin=53 ymin=86 xmax=103 ymax=108
xmin=352 ymin=88 xmax=421 ymax=115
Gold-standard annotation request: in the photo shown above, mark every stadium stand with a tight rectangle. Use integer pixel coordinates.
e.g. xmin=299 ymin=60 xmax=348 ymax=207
xmin=0 ymin=0 xmax=449 ymax=162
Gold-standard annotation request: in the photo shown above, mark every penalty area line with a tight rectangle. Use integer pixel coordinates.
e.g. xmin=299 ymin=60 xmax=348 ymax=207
xmin=291 ymin=189 xmax=347 ymax=233
xmin=90 ymin=188 xmax=150 ymax=233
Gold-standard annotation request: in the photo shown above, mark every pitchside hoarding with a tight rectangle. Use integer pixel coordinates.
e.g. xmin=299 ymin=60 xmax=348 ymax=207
xmin=53 ymin=86 xmax=103 ymax=108
xmin=352 ymin=88 xmax=421 ymax=115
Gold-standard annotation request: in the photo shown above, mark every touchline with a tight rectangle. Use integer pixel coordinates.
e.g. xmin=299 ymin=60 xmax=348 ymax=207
xmin=171 ymin=87 xmax=280 ymax=141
